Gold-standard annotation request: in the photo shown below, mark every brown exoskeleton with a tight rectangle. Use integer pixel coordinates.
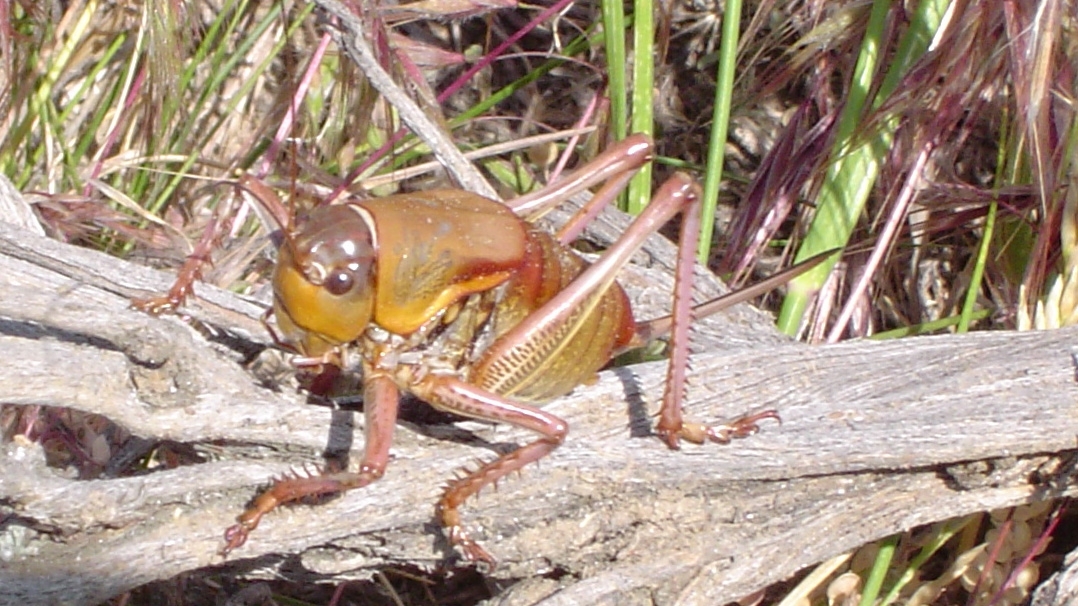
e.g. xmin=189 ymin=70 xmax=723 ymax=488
xmin=222 ymin=134 xmax=816 ymax=564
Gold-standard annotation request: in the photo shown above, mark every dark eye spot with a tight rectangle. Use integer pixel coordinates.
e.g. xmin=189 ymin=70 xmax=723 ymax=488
xmin=325 ymin=269 xmax=355 ymax=296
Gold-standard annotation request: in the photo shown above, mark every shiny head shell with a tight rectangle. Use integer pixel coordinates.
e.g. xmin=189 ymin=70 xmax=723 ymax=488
xmin=272 ymin=205 xmax=376 ymax=357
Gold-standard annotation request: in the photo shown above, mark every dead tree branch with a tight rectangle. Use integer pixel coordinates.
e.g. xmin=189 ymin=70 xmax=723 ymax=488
xmin=2 ymin=205 xmax=1078 ymax=604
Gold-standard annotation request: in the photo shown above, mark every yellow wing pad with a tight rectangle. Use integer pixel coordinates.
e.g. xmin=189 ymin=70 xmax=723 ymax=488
xmin=360 ymin=190 xmax=528 ymax=335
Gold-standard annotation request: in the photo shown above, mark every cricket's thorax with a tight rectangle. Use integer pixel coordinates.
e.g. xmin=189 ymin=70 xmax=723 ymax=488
xmin=355 ymin=225 xmax=636 ymax=405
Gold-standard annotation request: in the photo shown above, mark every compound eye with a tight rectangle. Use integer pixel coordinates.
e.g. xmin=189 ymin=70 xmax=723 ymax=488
xmin=325 ymin=268 xmax=355 ymax=296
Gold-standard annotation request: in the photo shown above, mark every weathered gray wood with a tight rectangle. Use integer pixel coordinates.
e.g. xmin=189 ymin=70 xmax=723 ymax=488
xmin=2 ymin=216 xmax=1078 ymax=605
xmin=0 ymin=213 xmax=270 ymax=346
xmin=1033 ymin=548 xmax=1078 ymax=606
xmin=0 ymin=174 xmax=44 ymax=236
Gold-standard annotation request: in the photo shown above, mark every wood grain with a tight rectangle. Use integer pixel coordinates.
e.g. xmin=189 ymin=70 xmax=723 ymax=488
xmin=2 ymin=187 xmax=1078 ymax=604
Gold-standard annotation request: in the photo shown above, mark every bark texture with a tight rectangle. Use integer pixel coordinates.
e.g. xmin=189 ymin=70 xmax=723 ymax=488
xmin=2 ymin=177 xmax=1078 ymax=605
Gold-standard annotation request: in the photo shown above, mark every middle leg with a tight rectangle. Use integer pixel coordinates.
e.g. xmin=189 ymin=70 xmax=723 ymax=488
xmin=415 ymin=375 xmax=568 ymax=565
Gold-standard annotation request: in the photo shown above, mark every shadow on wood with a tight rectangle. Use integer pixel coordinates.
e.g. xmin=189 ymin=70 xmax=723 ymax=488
xmin=3 ymin=192 xmax=1078 ymax=604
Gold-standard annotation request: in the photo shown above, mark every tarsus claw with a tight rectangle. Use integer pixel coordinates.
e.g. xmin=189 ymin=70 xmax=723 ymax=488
xmin=707 ymin=409 xmax=781 ymax=443
xmin=221 ymin=521 xmax=254 ymax=556
xmin=658 ymin=409 xmax=781 ymax=448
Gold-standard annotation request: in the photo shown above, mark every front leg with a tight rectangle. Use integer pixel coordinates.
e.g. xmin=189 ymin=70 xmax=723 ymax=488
xmin=414 ymin=375 xmax=568 ymax=566
xmin=222 ymin=373 xmax=400 ymax=554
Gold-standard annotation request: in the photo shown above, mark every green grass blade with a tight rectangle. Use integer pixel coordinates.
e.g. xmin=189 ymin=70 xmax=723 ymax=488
xmin=450 ymin=29 xmax=594 ymax=127
xmin=601 ymin=0 xmax=627 ymax=143
xmin=697 ymin=0 xmax=741 ymax=264
xmin=67 ymin=33 xmax=128 ymax=170
xmin=625 ymin=0 xmax=654 ymax=215
xmin=868 ymin=309 xmax=991 ymax=339
xmin=959 ymin=199 xmax=997 ymax=333
xmin=879 ymin=517 xmax=972 ymax=606
xmin=777 ymin=0 xmax=951 ymax=335
xmin=149 ymin=1 xmax=300 ymax=215
xmin=859 ymin=533 xmax=898 ymax=606
xmin=13 ymin=0 xmax=98 ymax=187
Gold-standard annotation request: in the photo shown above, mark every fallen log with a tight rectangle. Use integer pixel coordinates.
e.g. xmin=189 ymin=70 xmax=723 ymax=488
xmin=2 ymin=193 xmax=1077 ymax=604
